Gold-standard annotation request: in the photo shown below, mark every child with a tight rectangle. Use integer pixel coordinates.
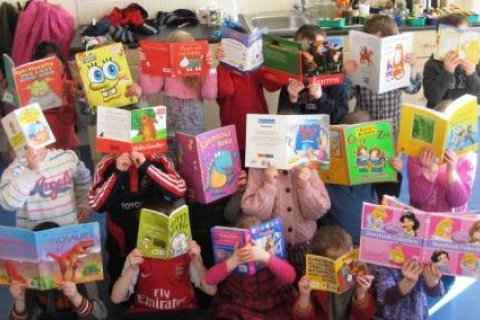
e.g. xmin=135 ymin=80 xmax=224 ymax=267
xmin=423 ymin=13 xmax=480 ymax=109
xmin=277 ymin=24 xmax=349 ymax=125
xmin=205 ymin=215 xmax=296 ymax=319
xmin=241 ymin=165 xmax=331 ymax=277
xmin=291 ymin=225 xmax=376 ymax=319
xmin=8 ymin=221 xmax=107 ymax=320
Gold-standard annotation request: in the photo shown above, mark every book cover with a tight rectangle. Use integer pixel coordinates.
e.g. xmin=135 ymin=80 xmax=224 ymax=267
xmin=1 ymin=103 xmax=56 ymax=156
xmin=0 ymin=222 xmax=103 ymax=290
xmin=349 ymin=30 xmax=414 ymax=94
xmin=397 ymin=94 xmax=478 ymax=163
xmin=319 ymin=121 xmax=397 ymax=185
xmin=137 ymin=205 xmax=192 ymax=259
xmin=245 ymin=114 xmax=330 ymax=170
xmin=2 ymin=54 xmax=20 ymax=107
xmin=75 ymin=42 xmax=138 ymax=112
xmin=176 ymin=125 xmax=241 ymax=204
xmin=435 ymin=24 xmax=480 ymax=64
xmin=96 ymin=106 xmax=167 ymax=155
xmin=306 ymin=249 xmax=368 ymax=294
xmin=220 ymin=27 xmax=267 ymax=72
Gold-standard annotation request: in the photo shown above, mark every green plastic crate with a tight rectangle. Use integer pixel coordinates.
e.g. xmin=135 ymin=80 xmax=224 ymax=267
xmin=318 ymin=18 xmax=346 ymax=28
xmin=405 ymin=16 xmax=426 ymax=26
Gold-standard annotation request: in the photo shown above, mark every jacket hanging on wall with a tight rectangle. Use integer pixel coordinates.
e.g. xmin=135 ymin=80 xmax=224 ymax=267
xmin=0 ymin=2 xmax=19 ymax=75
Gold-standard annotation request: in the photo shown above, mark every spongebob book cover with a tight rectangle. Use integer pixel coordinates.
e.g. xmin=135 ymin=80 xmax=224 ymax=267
xmin=1 ymin=103 xmax=56 ymax=156
xmin=0 ymin=222 xmax=103 ymax=290
xmin=436 ymin=24 xmax=480 ymax=65
xmin=220 ymin=27 xmax=267 ymax=72
xmin=96 ymin=106 xmax=167 ymax=154
xmin=137 ymin=205 xmax=192 ymax=259
xmin=176 ymin=125 xmax=241 ymax=204
xmin=75 ymin=42 xmax=138 ymax=112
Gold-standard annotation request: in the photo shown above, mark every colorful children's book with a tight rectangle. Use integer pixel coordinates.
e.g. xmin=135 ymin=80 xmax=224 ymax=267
xmin=137 ymin=205 xmax=191 ymax=259
xmin=211 ymin=217 xmax=286 ymax=275
xmin=0 ymin=222 xmax=103 ymax=290
xmin=348 ymin=30 xmax=414 ymax=94
xmin=245 ymin=114 xmax=330 ymax=170
xmin=435 ymin=24 xmax=480 ymax=64
xmin=176 ymin=125 xmax=241 ymax=204
xmin=262 ymin=34 xmax=344 ymax=86
xmin=306 ymin=249 xmax=368 ymax=294
xmin=220 ymin=27 xmax=267 ymax=72
xmin=75 ymin=42 xmax=138 ymax=112
xmin=140 ymin=40 xmax=209 ymax=76
xmin=318 ymin=121 xmax=397 ymax=185
xmin=397 ymin=94 xmax=478 ymax=163
xmin=96 ymin=106 xmax=167 ymax=155
xmin=2 ymin=54 xmax=66 ymax=110
xmin=1 ymin=103 xmax=56 ymax=156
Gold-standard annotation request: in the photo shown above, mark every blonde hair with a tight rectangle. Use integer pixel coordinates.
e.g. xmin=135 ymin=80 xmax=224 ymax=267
xmin=363 ymin=15 xmax=399 ymax=37
xmin=434 ymin=218 xmax=453 ymax=238
xmin=340 ymin=110 xmax=372 ymax=125
xmin=168 ymin=30 xmax=201 ymax=91
xmin=371 ymin=206 xmax=387 ymax=219
xmin=462 ymin=253 xmax=479 ymax=266
xmin=234 ymin=215 xmax=262 ymax=229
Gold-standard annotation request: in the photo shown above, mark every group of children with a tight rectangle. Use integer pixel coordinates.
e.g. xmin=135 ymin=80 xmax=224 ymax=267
xmin=0 ymin=11 xmax=479 ymax=320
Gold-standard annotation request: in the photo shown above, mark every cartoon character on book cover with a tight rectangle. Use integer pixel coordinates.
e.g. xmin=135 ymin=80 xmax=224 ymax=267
xmin=301 ymin=37 xmax=344 ymax=78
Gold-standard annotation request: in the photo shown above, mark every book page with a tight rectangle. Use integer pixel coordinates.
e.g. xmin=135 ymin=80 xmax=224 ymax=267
xmin=349 ymin=30 xmax=382 ymax=94
xmin=140 ymin=40 xmax=172 ymax=75
xmin=333 ymin=249 xmax=368 ymax=294
xmin=170 ymin=41 xmax=209 ymax=76
xmin=167 ymin=205 xmax=192 ymax=258
xmin=220 ymin=27 xmax=266 ymax=72
xmin=436 ymin=25 xmax=461 ymax=61
xmin=318 ymin=126 xmax=350 ymax=184
xmin=458 ymin=30 xmax=480 ymax=64
xmin=262 ymin=34 xmax=303 ymax=84
xmin=96 ymin=106 xmax=130 ymax=142
xmin=306 ymin=254 xmax=339 ymax=293
xmin=137 ymin=208 xmax=171 ymax=259
xmin=129 ymin=107 xmax=168 ymax=154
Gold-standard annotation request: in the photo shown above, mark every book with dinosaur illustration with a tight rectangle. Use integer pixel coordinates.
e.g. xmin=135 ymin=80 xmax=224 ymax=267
xmin=262 ymin=34 xmax=344 ymax=86
xmin=306 ymin=249 xmax=368 ymax=294
xmin=1 ymin=103 xmax=56 ymax=156
xmin=245 ymin=114 xmax=330 ymax=170
xmin=348 ymin=30 xmax=414 ymax=94
xmin=219 ymin=27 xmax=267 ymax=72
xmin=175 ymin=125 xmax=241 ymax=204
xmin=318 ymin=121 xmax=397 ymax=185
xmin=435 ymin=24 xmax=480 ymax=65
xmin=211 ymin=217 xmax=286 ymax=275
xmin=137 ymin=205 xmax=192 ymax=259
xmin=96 ymin=105 xmax=167 ymax=155
xmin=140 ymin=40 xmax=209 ymax=76
xmin=75 ymin=42 xmax=138 ymax=113
xmin=0 ymin=222 xmax=103 ymax=290
xmin=2 ymin=54 xmax=66 ymax=110
xmin=397 ymin=94 xmax=478 ymax=163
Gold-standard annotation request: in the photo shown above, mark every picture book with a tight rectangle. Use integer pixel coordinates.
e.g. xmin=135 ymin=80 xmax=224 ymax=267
xmin=318 ymin=121 xmax=397 ymax=185
xmin=2 ymin=54 xmax=66 ymax=110
xmin=96 ymin=106 xmax=167 ymax=155
xmin=219 ymin=27 xmax=267 ymax=72
xmin=1 ymin=103 xmax=56 ymax=156
xmin=348 ymin=30 xmax=414 ymax=94
xmin=176 ymin=125 xmax=241 ymax=204
xmin=306 ymin=249 xmax=368 ymax=294
xmin=211 ymin=217 xmax=286 ymax=275
xmin=137 ymin=205 xmax=191 ymax=259
xmin=262 ymin=34 xmax=344 ymax=86
xmin=435 ymin=24 xmax=480 ymax=65
xmin=0 ymin=222 xmax=103 ymax=290
xmin=245 ymin=114 xmax=330 ymax=170
xmin=75 ymin=42 xmax=138 ymax=112
xmin=140 ymin=40 xmax=209 ymax=76
xmin=397 ymin=94 xmax=478 ymax=163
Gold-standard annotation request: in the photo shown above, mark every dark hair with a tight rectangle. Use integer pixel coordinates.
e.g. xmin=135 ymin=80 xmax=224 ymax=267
xmin=311 ymin=225 xmax=352 ymax=256
xmin=339 ymin=110 xmax=372 ymax=125
xmin=431 ymin=250 xmax=450 ymax=263
xmin=400 ymin=211 xmax=420 ymax=232
xmin=141 ymin=197 xmax=176 ymax=216
xmin=32 ymin=41 xmax=72 ymax=78
xmin=363 ymin=15 xmax=398 ymax=37
xmin=33 ymin=221 xmax=61 ymax=232
xmin=294 ymin=24 xmax=326 ymax=42
xmin=437 ymin=13 xmax=469 ymax=31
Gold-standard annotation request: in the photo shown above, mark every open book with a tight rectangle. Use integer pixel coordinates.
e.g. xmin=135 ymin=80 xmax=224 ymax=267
xmin=245 ymin=114 xmax=330 ymax=170
xmin=318 ymin=121 xmax=397 ymax=185
xmin=349 ymin=30 xmax=414 ymax=94
xmin=136 ymin=205 xmax=192 ymax=259
xmin=397 ymin=94 xmax=478 ymax=163
xmin=211 ymin=217 xmax=286 ymax=275
xmin=435 ymin=24 xmax=480 ymax=64
xmin=306 ymin=249 xmax=368 ymax=294
xmin=0 ymin=222 xmax=103 ymax=290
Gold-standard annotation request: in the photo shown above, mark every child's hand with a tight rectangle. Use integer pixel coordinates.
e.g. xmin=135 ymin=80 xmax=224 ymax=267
xmin=460 ymin=60 xmax=476 ymax=76
xmin=127 ymin=249 xmax=144 ymax=271
xmin=138 ymin=48 xmax=146 ymax=62
xmin=298 ymin=275 xmax=312 ymax=297
xmin=126 ymin=83 xmax=142 ymax=98
xmin=130 ymin=151 xmax=146 ymax=168
xmin=355 ymin=274 xmax=374 ymax=301
xmin=287 ymin=80 xmax=305 ymax=103
xmin=308 ymin=81 xmax=322 ymax=100
xmin=264 ymin=166 xmax=279 ymax=186
xmin=419 ymin=148 xmax=438 ymax=171
xmin=423 ymin=263 xmax=442 ymax=288
xmin=404 ymin=53 xmax=417 ymax=67
xmin=206 ymin=51 xmax=219 ymax=69
xmin=237 ymin=170 xmax=247 ymax=193
xmin=9 ymin=283 xmax=25 ymax=302
xmin=77 ymin=208 xmax=91 ymax=223
xmin=297 ymin=167 xmax=311 ymax=188
xmin=188 ymin=240 xmax=202 ymax=264
xmin=443 ymin=51 xmax=461 ymax=74
xmin=59 ymin=281 xmax=81 ymax=301
xmin=401 ymin=258 xmax=423 ymax=283
xmin=215 ymin=43 xmax=225 ymax=60
xmin=444 ymin=149 xmax=458 ymax=174
xmin=25 ymin=147 xmax=41 ymax=171
xmin=344 ymin=59 xmax=358 ymax=76
xmin=116 ymin=153 xmax=132 ymax=171
xmin=389 ymin=153 xmax=403 ymax=172
xmin=237 ymin=240 xmax=270 ymax=264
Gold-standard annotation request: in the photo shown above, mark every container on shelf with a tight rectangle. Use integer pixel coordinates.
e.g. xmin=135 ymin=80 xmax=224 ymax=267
xmin=318 ymin=17 xmax=346 ymax=28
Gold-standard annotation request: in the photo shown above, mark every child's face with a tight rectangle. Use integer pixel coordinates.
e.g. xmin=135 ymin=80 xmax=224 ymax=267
xmin=324 ymin=246 xmax=351 ymax=260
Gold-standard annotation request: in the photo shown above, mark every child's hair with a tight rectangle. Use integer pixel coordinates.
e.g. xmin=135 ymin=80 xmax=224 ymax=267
xmin=141 ymin=197 xmax=176 ymax=216
xmin=311 ymin=225 xmax=353 ymax=256
xmin=33 ymin=221 xmax=60 ymax=231
xmin=437 ymin=13 xmax=469 ymax=31
xmin=167 ymin=30 xmax=201 ymax=91
xmin=294 ymin=24 xmax=326 ymax=42
xmin=433 ymin=99 xmax=454 ymax=113
xmin=32 ymin=41 xmax=72 ymax=78
xmin=233 ymin=214 xmax=262 ymax=229
xmin=363 ymin=15 xmax=399 ymax=37
xmin=339 ymin=110 xmax=372 ymax=125
xmin=431 ymin=250 xmax=449 ymax=263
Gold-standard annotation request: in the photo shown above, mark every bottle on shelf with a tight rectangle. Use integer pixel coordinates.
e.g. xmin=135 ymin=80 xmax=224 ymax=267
xmin=352 ymin=0 xmax=360 ymax=24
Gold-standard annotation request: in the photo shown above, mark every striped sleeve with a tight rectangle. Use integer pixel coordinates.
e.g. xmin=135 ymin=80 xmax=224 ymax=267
xmin=143 ymin=155 xmax=186 ymax=199
xmin=88 ymin=156 xmax=119 ymax=212
xmin=0 ymin=159 xmax=40 ymax=211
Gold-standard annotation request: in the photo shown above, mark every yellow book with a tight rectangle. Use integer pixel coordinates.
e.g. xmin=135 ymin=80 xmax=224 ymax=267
xmin=435 ymin=24 xmax=480 ymax=65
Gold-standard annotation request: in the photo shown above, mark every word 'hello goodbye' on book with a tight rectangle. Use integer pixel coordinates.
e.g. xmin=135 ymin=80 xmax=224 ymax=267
xmin=1 ymin=103 xmax=56 ymax=156
xmin=348 ymin=30 xmax=413 ymax=94
xmin=137 ymin=205 xmax=191 ymax=259
xmin=96 ymin=106 xmax=167 ymax=155
xmin=435 ymin=24 xmax=480 ymax=65
xmin=245 ymin=114 xmax=330 ymax=170
xmin=2 ymin=54 xmax=66 ymax=110
xmin=211 ymin=217 xmax=286 ymax=275
xmin=359 ymin=201 xmax=480 ymax=278
xmin=397 ymin=94 xmax=478 ymax=163
xmin=306 ymin=249 xmax=368 ymax=294
xmin=318 ymin=121 xmax=397 ymax=185
xmin=0 ymin=222 xmax=103 ymax=290
xmin=140 ymin=39 xmax=209 ymax=76
xmin=75 ymin=42 xmax=138 ymax=112
xmin=176 ymin=125 xmax=241 ymax=204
